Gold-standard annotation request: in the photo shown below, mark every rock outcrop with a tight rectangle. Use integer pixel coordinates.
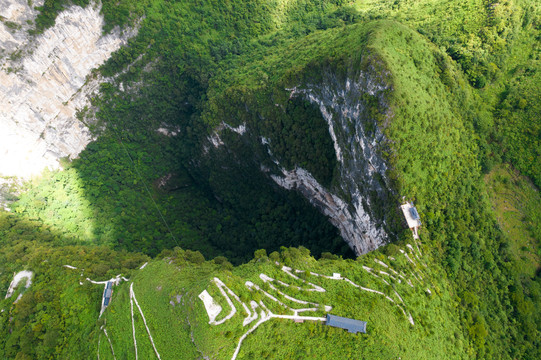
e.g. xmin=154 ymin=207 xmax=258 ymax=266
xmin=0 ymin=0 xmax=44 ymax=56
xmin=0 ymin=1 xmax=135 ymax=177
xmin=273 ymin=69 xmax=392 ymax=255
xmin=206 ymin=64 xmax=394 ymax=256
xmin=270 ymin=166 xmax=386 ymax=255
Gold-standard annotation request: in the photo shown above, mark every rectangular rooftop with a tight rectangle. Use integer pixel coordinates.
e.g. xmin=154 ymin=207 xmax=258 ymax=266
xmin=401 ymin=202 xmax=421 ymax=229
xmin=325 ymin=314 xmax=367 ymax=334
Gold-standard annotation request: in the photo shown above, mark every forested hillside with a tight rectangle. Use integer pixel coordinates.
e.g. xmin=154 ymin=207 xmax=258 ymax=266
xmin=0 ymin=0 xmax=540 ymax=359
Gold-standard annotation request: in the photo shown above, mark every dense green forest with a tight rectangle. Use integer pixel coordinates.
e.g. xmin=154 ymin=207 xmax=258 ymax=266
xmin=1 ymin=0 xmax=540 ymax=359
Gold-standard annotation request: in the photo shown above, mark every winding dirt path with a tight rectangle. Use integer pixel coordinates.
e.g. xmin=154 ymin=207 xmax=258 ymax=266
xmin=283 ymin=265 xmax=414 ymax=325
xmin=130 ymin=284 xmax=138 ymax=360
xmin=103 ymin=327 xmax=117 ymax=360
xmin=231 ymin=300 xmax=326 ymax=360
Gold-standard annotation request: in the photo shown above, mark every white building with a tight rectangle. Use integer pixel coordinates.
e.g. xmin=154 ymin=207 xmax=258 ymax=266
xmin=401 ymin=202 xmax=421 ymax=239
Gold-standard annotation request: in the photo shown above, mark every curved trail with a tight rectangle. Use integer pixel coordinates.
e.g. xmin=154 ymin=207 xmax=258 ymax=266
xmin=202 ymin=239 xmax=429 ymax=358
xmin=5 ymin=270 xmax=33 ymax=299
xmin=231 ymin=300 xmax=326 ymax=360
xmin=281 ymin=264 xmax=414 ymax=325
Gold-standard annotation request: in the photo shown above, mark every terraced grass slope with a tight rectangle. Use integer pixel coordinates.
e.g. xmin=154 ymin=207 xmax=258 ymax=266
xmin=92 ymin=241 xmax=467 ymax=360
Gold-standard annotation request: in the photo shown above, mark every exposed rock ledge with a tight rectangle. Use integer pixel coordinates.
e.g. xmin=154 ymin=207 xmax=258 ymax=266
xmin=271 ymin=167 xmax=384 ymax=255
xmin=0 ymin=1 xmax=135 ymax=178
xmin=270 ymin=69 xmax=392 ymax=255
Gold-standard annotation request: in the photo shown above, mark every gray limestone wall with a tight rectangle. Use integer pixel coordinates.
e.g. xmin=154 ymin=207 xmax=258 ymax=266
xmin=271 ymin=68 xmax=393 ymax=255
xmin=206 ymin=64 xmax=396 ymax=256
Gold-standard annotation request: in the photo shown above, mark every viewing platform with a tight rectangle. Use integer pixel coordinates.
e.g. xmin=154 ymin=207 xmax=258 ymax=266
xmin=401 ymin=201 xmax=421 ymax=239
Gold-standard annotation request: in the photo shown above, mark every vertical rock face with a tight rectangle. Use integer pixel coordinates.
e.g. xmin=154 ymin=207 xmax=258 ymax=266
xmin=0 ymin=0 xmax=44 ymax=55
xmin=270 ymin=166 xmax=385 ymax=255
xmin=204 ymin=64 xmax=394 ymax=255
xmin=0 ymin=1 xmax=135 ymax=178
xmin=272 ymin=68 xmax=393 ymax=255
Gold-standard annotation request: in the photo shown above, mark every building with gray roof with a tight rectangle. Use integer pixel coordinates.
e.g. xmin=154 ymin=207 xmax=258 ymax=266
xmin=325 ymin=314 xmax=367 ymax=334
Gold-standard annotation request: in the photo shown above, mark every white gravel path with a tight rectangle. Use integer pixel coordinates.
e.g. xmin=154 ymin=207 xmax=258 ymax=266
xmin=5 ymin=270 xmax=33 ymax=299
xmin=231 ymin=299 xmax=326 ymax=360
xmin=231 ymin=306 xmax=270 ymax=360
xmin=243 ymin=301 xmax=259 ymax=326
xmin=103 ymin=327 xmax=116 ymax=360
xmin=85 ymin=274 xmax=129 ymax=286
xmin=260 ymin=273 xmax=332 ymax=311
xmin=374 ymin=259 xmax=404 ymax=279
xmin=362 ymin=266 xmax=390 ymax=286
xmin=287 ymin=266 xmax=414 ymax=326
xmin=280 ymin=266 xmax=325 ymax=292
xmin=97 ymin=332 xmax=101 ymax=360
xmin=213 ymin=242 xmax=430 ymax=359
xmin=214 ymin=278 xmax=252 ymax=322
xmin=379 ymin=270 xmax=400 ymax=283
xmin=202 ymin=278 xmax=253 ymax=326
xmin=199 ymin=290 xmax=222 ymax=323
xmin=130 ymin=283 xmax=161 ymax=359
xmin=399 ymin=249 xmax=426 ymax=281
xmin=246 ymin=280 xmax=322 ymax=316
xmin=407 ymin=244 xmax=428 ymax=268
xmin=245 ymin=281 xmax=286 ymax=308
xmin=130 ymin=283 xmax=138 ymax=360
xmin=210 ymin=278 xmax=238 ymax=325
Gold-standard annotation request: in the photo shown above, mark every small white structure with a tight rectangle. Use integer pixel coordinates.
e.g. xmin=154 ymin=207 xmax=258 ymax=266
xmin=401 ymin=202 xmax=421 ymax=239
xmin=199 ymin=290 xmax=223 ymax=323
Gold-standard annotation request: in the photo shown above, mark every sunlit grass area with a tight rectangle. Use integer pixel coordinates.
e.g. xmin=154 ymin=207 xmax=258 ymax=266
xmin=12 ymin=168 xmax=97 ymax=243
xmin=485 ymin=164 xmax=540 ymax=276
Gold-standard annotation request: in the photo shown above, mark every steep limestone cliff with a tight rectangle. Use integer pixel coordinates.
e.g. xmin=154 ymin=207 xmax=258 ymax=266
xmin=0 ymin=0 xmax=44 ymax=56
xmin=272 ymin=68 xmax=393 ymax=255
xmin=206 ymin=63 xmax=395 ymax=256
xmin=270 ymin=166 xmax=383 ymax=255
xmin=0 ymin=1 xmax=135 ymax=178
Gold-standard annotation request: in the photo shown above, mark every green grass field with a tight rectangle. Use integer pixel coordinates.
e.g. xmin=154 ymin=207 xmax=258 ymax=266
xmin=95 ymin=242 xmax=467 ymax=360
xmin=1 ymin=1 xmax=539 ymax=359
xmin=485 ymin=165 xmax=540 ymax=276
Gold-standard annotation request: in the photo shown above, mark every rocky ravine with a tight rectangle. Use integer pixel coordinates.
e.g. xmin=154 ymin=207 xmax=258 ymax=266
xmin=0 ymin=1 xmax=135 ymax=178
xmin=209 ymin=65 xmax=394 ymax=256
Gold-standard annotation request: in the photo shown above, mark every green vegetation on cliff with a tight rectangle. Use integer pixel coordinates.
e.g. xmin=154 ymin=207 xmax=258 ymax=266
xmin=0 ymin=0 xmax=540 ymax=359
xmin=0 ymin=231 xmax=467 ymax=359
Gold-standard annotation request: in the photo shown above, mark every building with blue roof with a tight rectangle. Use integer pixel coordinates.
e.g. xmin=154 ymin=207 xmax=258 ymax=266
xmin=409 ymin=206 xmax=420 ymax=220
xmin=325 ymin=314 xmax=367 ymax=334
xmin=103 ymin=281 xmax=113 ymax=307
